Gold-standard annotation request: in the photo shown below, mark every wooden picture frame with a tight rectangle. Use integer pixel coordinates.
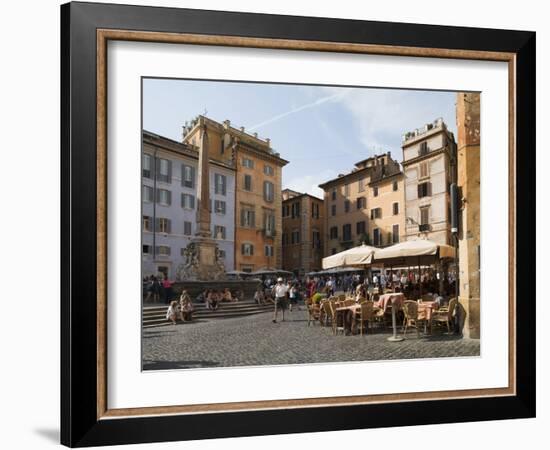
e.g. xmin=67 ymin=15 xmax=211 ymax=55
xmin=61 ymin=1 xmax=535 ymax=447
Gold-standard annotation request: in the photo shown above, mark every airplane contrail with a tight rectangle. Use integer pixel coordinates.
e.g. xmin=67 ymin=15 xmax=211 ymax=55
xmin=248 ymin=91 xmax=348 ymax=131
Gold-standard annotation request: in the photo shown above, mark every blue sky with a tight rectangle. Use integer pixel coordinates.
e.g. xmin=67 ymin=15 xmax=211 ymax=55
xmin=143 ymin=78 xmax=457 ymax=198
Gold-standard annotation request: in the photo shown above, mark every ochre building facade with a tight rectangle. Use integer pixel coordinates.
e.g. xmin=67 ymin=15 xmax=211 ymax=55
xmin=183 ymin=116 xmax=288 ymax=272
xmin=281 ymin=189 xmax=324 ymax=275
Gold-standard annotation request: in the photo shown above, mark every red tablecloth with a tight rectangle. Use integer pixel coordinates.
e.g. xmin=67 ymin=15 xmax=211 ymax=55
xmin=375 ymin=293 xmax=405 ymax=313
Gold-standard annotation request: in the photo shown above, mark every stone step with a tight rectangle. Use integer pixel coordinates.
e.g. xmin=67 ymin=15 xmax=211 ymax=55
xmin=143 ymin=309 xmax=272 ymax=328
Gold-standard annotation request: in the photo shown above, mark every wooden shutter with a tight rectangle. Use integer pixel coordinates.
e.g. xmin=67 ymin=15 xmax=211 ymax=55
xmin=167 ymin=190 xmax=171 ymax=206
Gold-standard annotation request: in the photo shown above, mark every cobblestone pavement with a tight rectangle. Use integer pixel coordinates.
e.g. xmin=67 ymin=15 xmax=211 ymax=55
xmin=142 ymin=309 xmax=480 ymax=370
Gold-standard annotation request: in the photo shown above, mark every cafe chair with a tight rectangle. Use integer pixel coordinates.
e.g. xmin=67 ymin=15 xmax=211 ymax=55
xmin=431 ymin=298 xmax=458 ymax=333
xmin=402 ymin=300 xmax=426 ymax=337
xmin=355 ymin=300 xmax=374 ymax=336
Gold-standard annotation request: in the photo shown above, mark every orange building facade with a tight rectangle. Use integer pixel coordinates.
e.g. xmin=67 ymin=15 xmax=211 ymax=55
xmin=183 ymin=116 xmax=288 ymax=272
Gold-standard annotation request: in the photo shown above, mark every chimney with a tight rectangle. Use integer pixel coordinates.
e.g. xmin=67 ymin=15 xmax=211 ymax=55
xmin=266 ymin=138 xmax=271 ymax=147
xmin=223 ymin=119 xmax=230 ymax=128
xmin=240 ymin=126 xmax=245 ymax=132
xmin=253 ymin=132 xmax=258 ymax=138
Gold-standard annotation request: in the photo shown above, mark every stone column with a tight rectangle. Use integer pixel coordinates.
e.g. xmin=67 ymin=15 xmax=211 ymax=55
xmin=456 ymin=92 xmax=480 ymax=339
xmin=196 ymin=123 xmax=211 ymax=238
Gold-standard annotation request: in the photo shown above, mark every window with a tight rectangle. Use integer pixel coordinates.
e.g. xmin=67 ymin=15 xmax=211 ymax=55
xmin=157 ymin=218 xmax=171 ymax=234
xmin=264 ymin=181 xmax=274 ymax=202
xmin=312 ymin=202 xmax=320 ymax=219
xmin=331 ymin=204 xmax=336 ymax=216
xmin=420 ymin=207 xmax=430 ymax=225
xmin=241 ymin=243 xmax=254 ymax=256
xmin=214 ymin=173 xmax=226 ymax=195
xmin=264 ymin=165 xmax=274 ymax=176
xmin=344 ymin=184 xmax=350 ymax=196
xmin=142 ymin=244 xmax=151 ymax=255
xmin=142 ymin=154 xmax=152 ymax=178
xmin=218 ymin=249 xmax=226 ymax=258
xmin=329 ymin=226 xmax=338 ymax=239
xmin=142 ymin=185 xmax=153 ymax=203
xmin=241 ymin=207 xmax=256 ymax=228
xmin=373 ymin=228 xmax=381 ymax=246
xmin=264 ymin=213 xmax=275 ymax=235
xmin=312 ymin=230 xmax=321 ymax=249
xmin=157 ymin=188 xmax=171 ymax=206
xmin=418 ymin=182 xmax=430 ymax=198
xmin=157 ymin=158 xmax=171 ymax=183
xmin=373 ymin=186 xmax=379 ymax=197
xmin=358 ymin=178 xmax=365 ymax=192
xmin=344 ymin=200 xmax=350 ymax=213
xmin=419 ymin=162 xmax=429 ymax=178
xmin=331 ymin=189 xmax=336 ymax=201
xmin=331 ymin=248 xmax=337 ymax=255
xmin=214 ymin=225 xmax=226 ymax=240
xmin=392 ymin=224 xmax=400 ymax=243
xmin=393 ymin=180 xmax=398 ymax=191
xmin=156 ymin=245 xmax=171 ymax=256
xmin=244 ymin=174 xmax=252 ymax=191
xmin=356 ymin=196 xmax=366 ymax=210
xmin=181 ymin=164 xmax=195 ymax=188
xmin=282 ymin=204 xmax=289 ymax=217
xmin=419 ymin=141 xmax=429 ymax=156
xmin=370 ymin=208 xmax=382 ymax=219
xmin=242 ymin=157 xmax=254 ymax=168
xmin=183 ymin=221 xmax=192 ymax=236
xmin=181 ymin=193 xmax=195 ymax=209
xmin=342 ymin=224 xmax=352 ymax=242
xmin=214 ymin=200 xmax=226 ymax=215
xmin=143 ymin=215 xmax=151 ymax=232
xmin=356 ymin=221 xmax=366 ymax=235
xmin=264 ymin=245 xmax=274 ymax=257
xmin=291 ymin=230 xmax=301 ymax=244
xmin=393 ymin=202 xmax=399 ymax=215
xmin=291 ymin=202 xmax=301 ymax=218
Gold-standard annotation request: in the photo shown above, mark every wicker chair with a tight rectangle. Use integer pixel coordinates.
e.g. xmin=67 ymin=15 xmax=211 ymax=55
xmin=354 ymin=300 xmax=375 ymax=336
xmin=431 ymin=298 xmax=458 ymax=333
xmin=306 ymin=298 xmax=320 ymax=326
xmin=321 ymin=300 xmax=333 ymax=327
xmin=402 ymin=300 xmax=426 ymax=336
xmin=344 ymin=299 xmax=355 ymax=307
xmin=328 ymin=301 xmax=344 ymax=335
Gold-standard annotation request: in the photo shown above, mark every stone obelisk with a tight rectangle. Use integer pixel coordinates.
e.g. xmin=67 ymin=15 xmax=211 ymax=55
xmin=196 ymin=124 xmax=212 ymax=238
xmin=176 ymin=120 xmax=225 ymax=281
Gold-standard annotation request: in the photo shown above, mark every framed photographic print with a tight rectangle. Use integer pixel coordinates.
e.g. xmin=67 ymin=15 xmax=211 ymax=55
xmin=61 ymin=1 xmax=536 ymax=447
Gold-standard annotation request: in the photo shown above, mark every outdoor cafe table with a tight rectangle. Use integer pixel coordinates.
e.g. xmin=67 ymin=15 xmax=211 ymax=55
xmin=417 ymin=300 xmax=439 ymax=333
xmin=336 ymin=303 xmax=381 ymax=335
xmin=375 ymin=293 xmax=405 ymax=312
xmin=375 ymin=293 xmax=405 ymax=342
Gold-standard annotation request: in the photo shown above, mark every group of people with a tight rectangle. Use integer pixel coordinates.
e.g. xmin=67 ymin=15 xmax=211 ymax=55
xmin=198 ymin=288 xmax=242 ymax=310
xmin=165 ymin=290 xmax=195 ymax=325
xmin=144 ymin=275 xmax=174 ymax=304
xmin=304 ymin=269 xmax=456 ymax=301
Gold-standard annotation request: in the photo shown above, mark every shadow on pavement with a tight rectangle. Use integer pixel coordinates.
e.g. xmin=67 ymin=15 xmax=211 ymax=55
xmin=143 ymin=360 xmax=221 ymax=370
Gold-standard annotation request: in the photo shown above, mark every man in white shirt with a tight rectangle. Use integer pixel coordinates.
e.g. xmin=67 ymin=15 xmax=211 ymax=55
xmin=272 ymin=277 xmax=289 ymax=323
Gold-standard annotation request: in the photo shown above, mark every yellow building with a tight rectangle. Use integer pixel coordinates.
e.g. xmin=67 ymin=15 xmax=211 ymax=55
xmin=182 ymin=116 xmax=288 ymax=272
xmin=281 ymin=189 xmax=324 ymax=275
xmin=319 ymin=153 xmax=405 ymax=255
xmin=456 ymin=93 xmax=480 ymax=339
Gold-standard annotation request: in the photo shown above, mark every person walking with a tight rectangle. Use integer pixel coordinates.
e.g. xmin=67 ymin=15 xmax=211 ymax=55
xmin=272 ymin=277 xmax=289 ymax=323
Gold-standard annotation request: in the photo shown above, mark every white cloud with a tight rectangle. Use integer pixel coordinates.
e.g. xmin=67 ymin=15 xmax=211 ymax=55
xmin=283 ymin=169 xmax=337 ymax=198
xmin=327 ymin=87 xmax=457 ymax=160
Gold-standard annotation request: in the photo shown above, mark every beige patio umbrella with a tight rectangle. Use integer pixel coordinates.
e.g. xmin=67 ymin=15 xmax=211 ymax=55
xmin=322 ymin=244 xmax=377 ymax=269
xmin=372 ymin=239 xmax=455 ymax=265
